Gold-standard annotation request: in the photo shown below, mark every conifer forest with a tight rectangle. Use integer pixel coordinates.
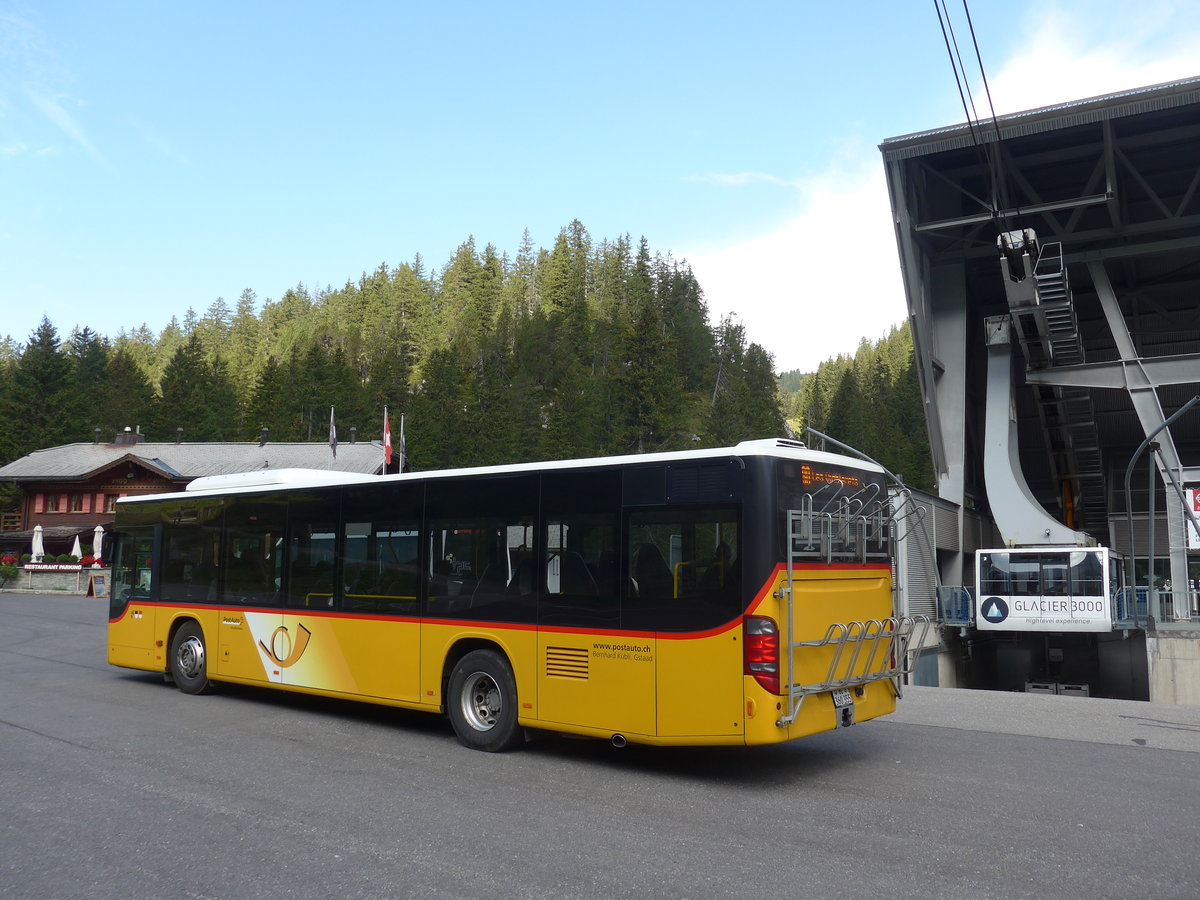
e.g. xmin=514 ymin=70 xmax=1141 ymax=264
xmin=0 ymin=221 xmax=932 ymax=508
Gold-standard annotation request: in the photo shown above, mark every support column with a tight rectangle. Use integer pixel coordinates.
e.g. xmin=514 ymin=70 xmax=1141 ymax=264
xmin=1090 ymin=262 xmax=1191 ymax=618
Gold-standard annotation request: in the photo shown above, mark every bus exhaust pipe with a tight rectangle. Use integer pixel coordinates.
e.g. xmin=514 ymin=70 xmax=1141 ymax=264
xmin=611 ymin=734 xmax=627 ymax=749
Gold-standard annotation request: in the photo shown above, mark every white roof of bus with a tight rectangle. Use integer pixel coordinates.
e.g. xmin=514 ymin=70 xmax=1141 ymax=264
xmin=117 ymin=438 xmax=887 ymax=505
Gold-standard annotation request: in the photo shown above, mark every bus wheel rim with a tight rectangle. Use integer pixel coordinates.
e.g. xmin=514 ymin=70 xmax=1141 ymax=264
xmin=461 ymin=672 xmax=501 ymax=732
xmin=177 ymin=635 xmax=205 ymax=679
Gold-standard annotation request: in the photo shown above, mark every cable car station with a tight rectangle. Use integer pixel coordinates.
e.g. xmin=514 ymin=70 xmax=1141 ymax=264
xmin=882 ymin=77 xmax=1200 ymax=703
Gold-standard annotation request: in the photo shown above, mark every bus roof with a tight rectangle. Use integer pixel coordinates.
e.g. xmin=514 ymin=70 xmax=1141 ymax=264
xmin=116 ymin=438 xmax=887 ymax=505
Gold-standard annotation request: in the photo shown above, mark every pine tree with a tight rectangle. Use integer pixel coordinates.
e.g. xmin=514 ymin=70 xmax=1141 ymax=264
xmin=5 ymin=318 xmax=75 ymax=453
xmin=226 ymin=289 xmax=263 ymax=406
xmin=610 ymin=239 xmax=684 ymax=452
xmin=101 ymin=346 xmax=155 ymax=437
xmin=152 ymin=334 xmax=240 ymax=441
xmin=66 ymin=327 xmax=110 ymax=439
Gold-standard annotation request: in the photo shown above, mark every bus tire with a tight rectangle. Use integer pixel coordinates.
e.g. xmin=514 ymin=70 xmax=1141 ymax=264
xmin=169 ymin=621 xmax=213 ymax=695
xmin=447 ymin=649 xmax=522 ymax=752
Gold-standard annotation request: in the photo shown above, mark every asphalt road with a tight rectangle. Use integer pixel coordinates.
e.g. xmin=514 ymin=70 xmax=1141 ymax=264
xmin=2 ymin=591 xmax=1198 ymax=899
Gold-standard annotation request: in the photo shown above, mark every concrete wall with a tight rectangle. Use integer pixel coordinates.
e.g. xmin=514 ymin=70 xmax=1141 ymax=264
xmin=1147 ymin=627 xmax=1200 ymax=706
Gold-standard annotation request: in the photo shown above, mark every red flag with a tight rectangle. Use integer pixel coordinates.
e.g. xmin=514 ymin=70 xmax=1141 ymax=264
xmin=383 ymin=407 xmax=393 ymax=467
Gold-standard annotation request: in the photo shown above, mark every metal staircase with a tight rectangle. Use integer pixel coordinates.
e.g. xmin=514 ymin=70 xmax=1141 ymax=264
xmin=998 ymin=230 xmax=1107 ymax=536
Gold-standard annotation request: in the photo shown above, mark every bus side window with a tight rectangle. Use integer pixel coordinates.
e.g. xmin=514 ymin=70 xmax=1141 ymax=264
xmin=223 ymin=495 xmax=286 ymax=607
xmin=160 ymin=499 xmax=222 ymax=604
xmin=625 ymin=508 xmax=740 ymax=632
xmin=540 ymin=470 xmax=621 ymax=629
xmin=286 ymin=490 xmax=341 ymax=609
xmin=340 ymin=482 xmax=422 ymax=615
xmin=424 ymin=475 xmax=537 ymax=624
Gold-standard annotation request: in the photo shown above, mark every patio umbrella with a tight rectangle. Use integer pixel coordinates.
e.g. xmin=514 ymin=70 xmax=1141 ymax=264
xmin=32 ymin=525 xmax=44 ymax=562
xmin=71 ymin=534 xmax=83 ymax=560
xmin=93 ymin=525 xmax=105 ymax=565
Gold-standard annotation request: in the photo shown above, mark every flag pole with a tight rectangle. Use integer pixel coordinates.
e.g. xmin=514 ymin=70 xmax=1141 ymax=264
xmin=329 ymin=405 xmax=337 ymax=468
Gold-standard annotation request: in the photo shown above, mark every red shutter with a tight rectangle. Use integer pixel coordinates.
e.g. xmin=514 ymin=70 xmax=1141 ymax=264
xmin=34 ymin=494 xmax=44 ymax=513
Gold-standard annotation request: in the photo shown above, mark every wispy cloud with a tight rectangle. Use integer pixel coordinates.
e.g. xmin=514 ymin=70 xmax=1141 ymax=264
xmin=2 ymin=9 xmax=108 ymax=167
xmin=129 ymin=115 xmax=190 ymax=166
xmin=25 ymin=87 xmax=108 ymax=166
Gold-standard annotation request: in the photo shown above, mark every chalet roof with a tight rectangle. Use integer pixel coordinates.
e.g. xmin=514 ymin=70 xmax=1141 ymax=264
xmin=0 ymin=440 xmax=384 ymax=482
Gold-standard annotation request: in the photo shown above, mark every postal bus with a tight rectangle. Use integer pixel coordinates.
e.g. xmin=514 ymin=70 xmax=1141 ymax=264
xmin=107 ymin=439 xmax=926 ymax=751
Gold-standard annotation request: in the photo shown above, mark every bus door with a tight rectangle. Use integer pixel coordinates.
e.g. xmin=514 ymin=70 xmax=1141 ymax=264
xmin=107 ymin=526 xmax=158 ymax=669
xmin=218 ymin=495 xmax=286 ymax=682
xmin=321 ymin=520 xmax=422 ymax=703
xmin=281 ymin=486 xmax=423 ymax=702
xmin=627 ymin=509 xmax=744 ymax=739
xmin=277 ymin=492 xmax=345 ymax=691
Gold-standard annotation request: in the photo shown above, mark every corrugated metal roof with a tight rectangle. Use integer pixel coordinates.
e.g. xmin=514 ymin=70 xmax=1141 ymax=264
xmin=880 ymin=75 xmax=1200 ymax=160
xmin=0 ymin=441 xmax=384 ymax=481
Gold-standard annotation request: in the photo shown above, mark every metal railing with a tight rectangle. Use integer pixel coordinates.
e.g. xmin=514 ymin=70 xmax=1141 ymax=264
xmin=777 ymin=616 xmax=931 ymax=727
xmin=1151 ymin=590 xmax=1200 ymax=623
xmin=937 ymin=586 xmax=975 ymax=626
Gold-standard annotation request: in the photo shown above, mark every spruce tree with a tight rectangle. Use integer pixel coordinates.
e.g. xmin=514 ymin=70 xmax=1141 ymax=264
xmin=66 ymin=327 xmax=110 ymax=440
xmin=6 ymin=318 xmax=75 ymax=453
xmin=101 ymin=346 xmax=155 ymax=438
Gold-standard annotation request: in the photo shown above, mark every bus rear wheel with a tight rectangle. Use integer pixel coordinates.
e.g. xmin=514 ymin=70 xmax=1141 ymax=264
xmin=447 ymin=649 xmax=522 ymax=752
xmin=169 ymin=621 xmax=213 ymax=695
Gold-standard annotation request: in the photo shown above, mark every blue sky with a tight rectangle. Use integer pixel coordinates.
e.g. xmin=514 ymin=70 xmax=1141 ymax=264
xmin=2 ymin=1 xmax=1198 ymax=372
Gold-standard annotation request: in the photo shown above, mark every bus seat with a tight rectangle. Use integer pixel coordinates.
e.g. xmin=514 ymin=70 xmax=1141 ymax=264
xmin=633 ymin=543 xmax=672 ymax=601
xmin=701 ymin=542 xmax=732 ymax=590
xmin=470 ymin=564 xmax=508 ymax=607
xmin=507 ymin=559 xmax=537 ymax=597
xmin=560 ymin=552 xmax=598 ymax=596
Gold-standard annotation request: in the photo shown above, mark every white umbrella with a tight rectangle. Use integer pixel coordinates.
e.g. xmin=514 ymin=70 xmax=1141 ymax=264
xmin=93 ymin=525 xmax=105 ymax=565
xmin=31 ymin=525 xmax=44 ymax=562
xmin=71 ymin=534 xmax=83 ymax=560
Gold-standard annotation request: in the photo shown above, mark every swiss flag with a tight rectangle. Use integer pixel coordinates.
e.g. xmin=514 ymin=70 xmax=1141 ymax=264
xmin=384 ymin=407 xmax=393 ymax=467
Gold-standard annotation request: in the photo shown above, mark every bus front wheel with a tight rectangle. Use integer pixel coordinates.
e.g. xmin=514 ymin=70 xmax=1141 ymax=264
xmin=447 ymin=649 xmax=522 ymax=752
xmin=169 ymin=621 xmax=213 ymax=695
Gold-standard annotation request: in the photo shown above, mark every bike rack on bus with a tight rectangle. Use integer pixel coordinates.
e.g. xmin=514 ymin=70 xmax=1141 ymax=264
xmin=777 ymin=506 xmax=931 ymax=728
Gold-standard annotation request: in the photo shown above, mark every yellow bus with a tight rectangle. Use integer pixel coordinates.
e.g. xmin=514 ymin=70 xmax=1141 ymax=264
xmin=107 ymin=439 xmax=926 ymax=751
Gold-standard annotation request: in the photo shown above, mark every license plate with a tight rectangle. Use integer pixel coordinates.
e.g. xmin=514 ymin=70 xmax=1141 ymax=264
xmin=831 ymin=688 xmax=853 ymax=708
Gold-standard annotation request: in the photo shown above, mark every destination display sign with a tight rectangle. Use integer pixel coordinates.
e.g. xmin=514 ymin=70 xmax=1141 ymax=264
xmin=799 ymin=464 xmax=862 ymax=489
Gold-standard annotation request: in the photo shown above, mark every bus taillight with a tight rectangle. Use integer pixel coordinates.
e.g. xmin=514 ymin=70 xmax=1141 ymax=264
xmin=744 ymin=615 xmax=780 ymax=694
